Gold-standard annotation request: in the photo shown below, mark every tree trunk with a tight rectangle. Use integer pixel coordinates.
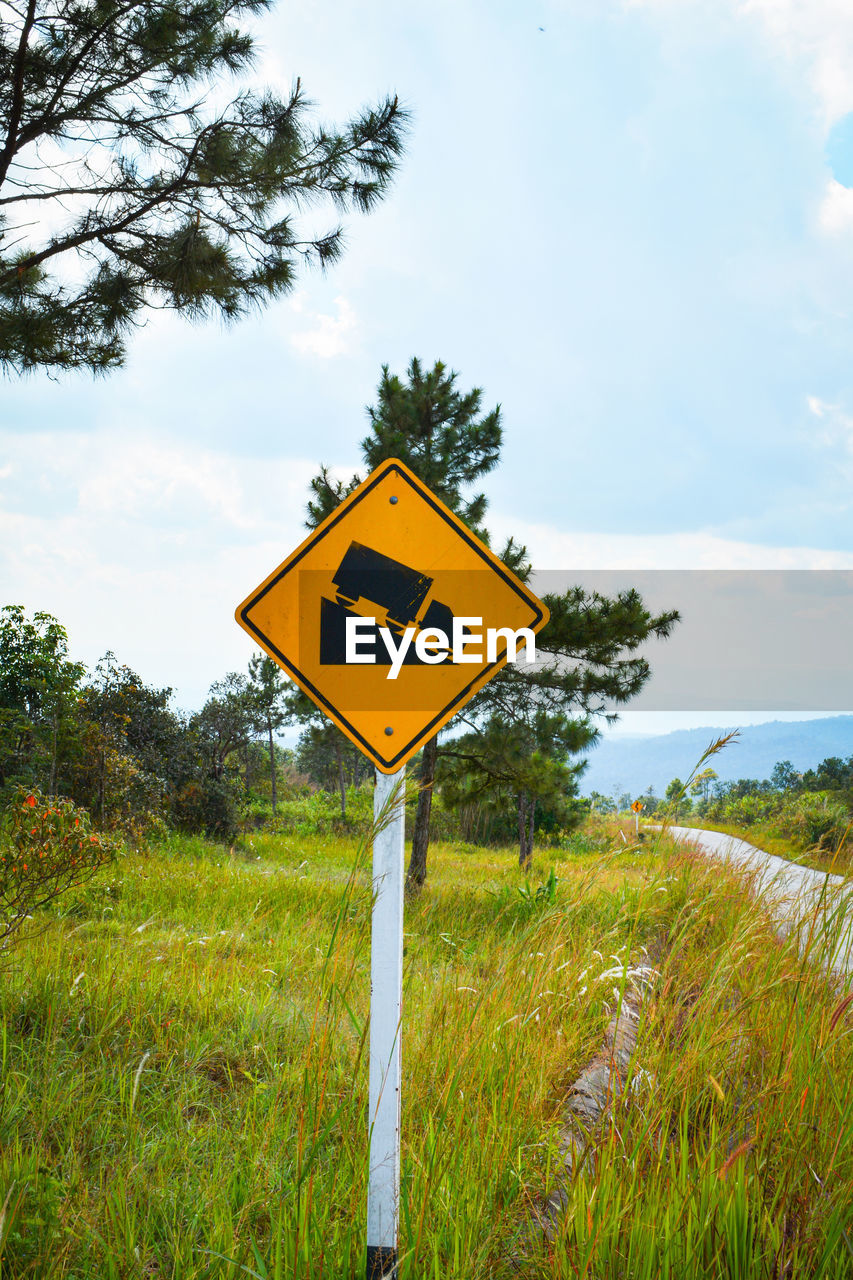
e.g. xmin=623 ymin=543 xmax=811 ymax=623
xmin=517 ymin=790 xmax=527 ymax=868
xmin=407 ymin=733 xmax=438 ymax=889
xmin=335 ymin=739 xmax=346 ymax=820
xmin=528 ymin=796 xmax=536 ymax=861
xmin=518 ymin=789 xmax=533 ymax=870
xmin=49 ymin=711 xmax=57 ymax=799
xmin=268 ymin=720 xmax=277 ymax=815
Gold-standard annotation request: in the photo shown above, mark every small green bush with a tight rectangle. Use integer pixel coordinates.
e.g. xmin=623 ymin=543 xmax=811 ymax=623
xmin=729 ymin=795 xmax=779 ymax=827
xmin=171 ymin=777 xmax=241 ymax=841
xmin=779 ymin=791 xmax=851 ymax=851
xmin=267 ymin=785 xmax=374 ymax=836
xmin=0 ymin=787 xmax=116 ymax=945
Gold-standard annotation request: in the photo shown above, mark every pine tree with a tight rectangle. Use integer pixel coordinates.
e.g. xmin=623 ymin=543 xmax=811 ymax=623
xmin=305 ymin=356 xmax=505 ymax=884
xmin=454 ymin=577 xmax=679 ymax=869
xmin=482 ymin=574 xmax=680 ymax=730
xmin=305 ymin=358 xmax=680 ymax=886
xmin=306 ymin=357 xmax=501 ymax=527
xmin=0 ymin=0 xmax=407 ymax=373
xmin=439 ymin=711 xmax=593 ymax=869
xmin=247 ymin=653 xmax=288 ymax=815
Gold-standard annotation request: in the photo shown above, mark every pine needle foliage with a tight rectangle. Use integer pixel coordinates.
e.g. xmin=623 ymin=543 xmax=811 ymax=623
xmin=0 ymin=0 xmax=408 ymax=373
xmin=305 ymin=357 xmax=502 ymax=532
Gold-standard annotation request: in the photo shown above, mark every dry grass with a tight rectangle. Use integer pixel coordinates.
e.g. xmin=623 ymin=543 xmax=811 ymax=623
xmin=0 ymin=821 xmax=848 ymax=1277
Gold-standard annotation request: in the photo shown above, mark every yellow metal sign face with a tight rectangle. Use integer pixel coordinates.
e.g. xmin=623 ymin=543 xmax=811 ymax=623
xmin=236 ymin=458 xmax=549 ymax=772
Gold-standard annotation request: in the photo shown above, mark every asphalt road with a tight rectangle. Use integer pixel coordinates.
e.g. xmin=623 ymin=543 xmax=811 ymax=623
xmin=658 ymin=825 xmax=853 ymax=980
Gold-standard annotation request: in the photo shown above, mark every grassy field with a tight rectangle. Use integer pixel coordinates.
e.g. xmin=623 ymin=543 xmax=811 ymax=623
xmin=0 ymin=820 xmax=851 ymax=1278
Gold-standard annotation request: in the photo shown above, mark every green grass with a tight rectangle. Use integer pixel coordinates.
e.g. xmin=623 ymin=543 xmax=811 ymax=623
xmin=0 ymin=822 xmax=850 ymax=1278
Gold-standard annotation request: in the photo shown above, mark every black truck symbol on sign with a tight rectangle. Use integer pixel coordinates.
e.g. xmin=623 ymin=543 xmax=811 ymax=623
xmin=320 ymin=541 xmax=456 ymax=664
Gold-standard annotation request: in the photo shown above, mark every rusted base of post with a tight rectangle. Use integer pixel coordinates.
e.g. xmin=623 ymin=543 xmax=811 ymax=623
xmin=366 ymin=1244 xmax=397 ymax=1278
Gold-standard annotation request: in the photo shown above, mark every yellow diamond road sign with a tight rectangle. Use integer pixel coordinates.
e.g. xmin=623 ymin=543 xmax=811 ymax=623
xmin=235 ymin=458 xmax=550 ymax=773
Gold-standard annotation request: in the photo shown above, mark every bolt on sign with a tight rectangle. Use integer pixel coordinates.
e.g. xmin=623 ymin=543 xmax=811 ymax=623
xmin=235 ymin=457 xmax=550 ymax=772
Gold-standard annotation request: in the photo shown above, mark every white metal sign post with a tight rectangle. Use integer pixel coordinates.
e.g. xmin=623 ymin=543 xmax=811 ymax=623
xmin=366 ymin=766 xmax=406 ymax=1279
xmin=234 ymin=458 xmax=550 ymax=1278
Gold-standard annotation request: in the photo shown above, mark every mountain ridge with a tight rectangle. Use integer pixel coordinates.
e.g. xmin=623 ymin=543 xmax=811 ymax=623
xmin=580 ymin=716 xmax=853 ymax=798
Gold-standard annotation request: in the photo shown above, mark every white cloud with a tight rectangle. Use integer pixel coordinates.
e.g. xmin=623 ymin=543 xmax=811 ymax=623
xmin=818 ymin=177 xmax=853 ymax=235
xmin=0 ymin=430 xmax=327 ymax=708
xmin=490 ymin=511 xmax=853 ymax=570
xmin=2 ymin=432 xmax=320 ymax=532
xmin=806 ymin=393 xmax=853 ymax=454
xmin=290 ymin=295 xmax=357 ymax=358
xmin=739 ymin=0 xmax=853 ymax=126
xmin=5 ymin=424 xmax=853 ymax=713
xmin=627 ymin=0 xmax=853 ymax=127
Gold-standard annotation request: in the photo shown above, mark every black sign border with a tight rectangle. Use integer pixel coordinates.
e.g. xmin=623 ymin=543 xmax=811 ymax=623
xmin=239 ymin=460 xmax=545 ymax=770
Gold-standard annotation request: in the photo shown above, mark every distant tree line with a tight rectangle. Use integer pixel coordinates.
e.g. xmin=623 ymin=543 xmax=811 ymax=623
xmin=0 ymin=604 xmax=283 ymax=840
xmin=0 ymin=594 xmax=672 ymax=858
xmin=694 ymin=758 xmax=853 ymax=852
xmin=588 ymin=754 xmax=853 ymax=855
xmin=0 ymin=602 xmax=392 ymax=841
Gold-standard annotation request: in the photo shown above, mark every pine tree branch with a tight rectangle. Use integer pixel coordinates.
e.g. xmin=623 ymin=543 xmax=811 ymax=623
xmin=0 ymin=122 xmax=214 ymax=285
xmin=17 ymin=0 xmax=155 ymax=151
xmin=0 ymin=0 xmax=38 ymax=185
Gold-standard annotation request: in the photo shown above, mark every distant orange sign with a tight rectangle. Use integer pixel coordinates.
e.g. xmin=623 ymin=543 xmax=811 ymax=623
xmin=235 ymin=458 xmax=549 ymax=773
xmin=631 ymin=800 xmax=645 ymax=813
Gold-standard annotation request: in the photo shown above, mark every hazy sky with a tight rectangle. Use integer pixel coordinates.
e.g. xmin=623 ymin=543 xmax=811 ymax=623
xmin=4 ymin=0 xmax=853 ymax=730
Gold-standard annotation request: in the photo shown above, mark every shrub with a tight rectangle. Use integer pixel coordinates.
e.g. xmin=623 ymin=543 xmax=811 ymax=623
xmin=721 ymin=794 xmax=779 ymax=828
xmin=779 ymin=791 xmax=851 ymax=852
xmin=0 ymin=787 xmax=116 ymax=946
xmin=171 ymin=777 xmax=240 ymax=841
xmin=267 ymin=785 xmax=374 ymax=837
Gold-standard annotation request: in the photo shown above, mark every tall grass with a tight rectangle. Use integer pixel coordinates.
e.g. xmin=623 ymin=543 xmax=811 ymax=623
xmin=542 ymin=841 xmax=853 ymax=1279
xmin=0 ymin=821 xmax=849 ymax=1277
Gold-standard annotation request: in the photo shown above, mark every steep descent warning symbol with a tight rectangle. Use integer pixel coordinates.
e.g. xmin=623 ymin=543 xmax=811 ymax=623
xmin=319 ymin=541 xmax=456 ymax=666
xmin=235 ymin=458 xmax=550 ymax=772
